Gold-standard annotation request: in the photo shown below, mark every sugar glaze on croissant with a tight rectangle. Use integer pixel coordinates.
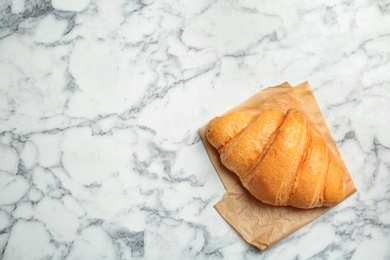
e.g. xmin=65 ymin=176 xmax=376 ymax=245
xmin=206 ymin=108 xmax=346 ymax=209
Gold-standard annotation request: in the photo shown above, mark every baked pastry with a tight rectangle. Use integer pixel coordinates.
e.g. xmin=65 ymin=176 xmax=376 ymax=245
xmin=206 ymin=108 xmax=346 ymax=209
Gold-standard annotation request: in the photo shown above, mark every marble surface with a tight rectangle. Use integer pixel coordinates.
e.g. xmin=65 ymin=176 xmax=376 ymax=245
xmin=0 ymin=0 xmax=389 ymax=259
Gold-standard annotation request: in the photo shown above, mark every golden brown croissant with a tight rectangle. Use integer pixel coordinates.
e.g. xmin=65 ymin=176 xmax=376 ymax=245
xmin=206 ymin=108 xmax=346 ymax=209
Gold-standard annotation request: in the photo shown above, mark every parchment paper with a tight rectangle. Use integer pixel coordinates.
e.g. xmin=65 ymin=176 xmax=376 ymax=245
xmin=199 ymin=82 xmax=357 ymax=251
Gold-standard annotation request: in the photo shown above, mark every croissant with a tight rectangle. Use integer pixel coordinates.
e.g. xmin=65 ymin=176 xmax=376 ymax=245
xmin=206 ymin=108 xmax=346 ymax=209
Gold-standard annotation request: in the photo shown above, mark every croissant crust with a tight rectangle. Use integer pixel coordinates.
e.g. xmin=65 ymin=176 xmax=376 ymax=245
xmin=206 ymin=108 xmax=346 ymax=209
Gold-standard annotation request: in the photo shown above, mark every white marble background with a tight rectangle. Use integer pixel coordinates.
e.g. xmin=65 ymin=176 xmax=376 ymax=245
xmin=0 ymin=0 xmax=389 ymax=259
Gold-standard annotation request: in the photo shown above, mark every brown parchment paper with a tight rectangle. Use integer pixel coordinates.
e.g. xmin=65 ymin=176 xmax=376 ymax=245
xmin=199 ymin=82 xmax=357 ymax=251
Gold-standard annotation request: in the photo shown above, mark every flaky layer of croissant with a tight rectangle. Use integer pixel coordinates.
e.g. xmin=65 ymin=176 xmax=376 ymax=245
xmin=206 ymin=108 xmax=346 ymax=209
